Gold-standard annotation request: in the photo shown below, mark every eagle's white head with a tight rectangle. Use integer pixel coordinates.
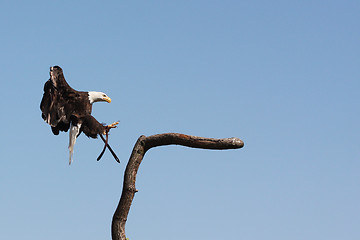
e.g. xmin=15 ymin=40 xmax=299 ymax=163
xmin=88 ymin=91 xmax=112 ymax=104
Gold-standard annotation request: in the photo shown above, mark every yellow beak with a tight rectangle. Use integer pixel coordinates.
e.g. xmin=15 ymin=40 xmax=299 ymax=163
xmin=104 ymin=96 xmax=112 ymax=103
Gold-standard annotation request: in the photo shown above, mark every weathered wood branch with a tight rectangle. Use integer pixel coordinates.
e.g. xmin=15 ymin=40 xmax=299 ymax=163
xmin=111 ymin=133 xmax=244 ymax=240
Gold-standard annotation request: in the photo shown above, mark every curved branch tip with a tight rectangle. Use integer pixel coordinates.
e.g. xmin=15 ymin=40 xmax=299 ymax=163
xmin=230 ymin=137 xmax=244 ymax=148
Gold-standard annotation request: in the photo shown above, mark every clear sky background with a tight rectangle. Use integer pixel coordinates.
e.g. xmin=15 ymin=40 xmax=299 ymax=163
xmin=1 ymin=1 xmax=359 ymax=239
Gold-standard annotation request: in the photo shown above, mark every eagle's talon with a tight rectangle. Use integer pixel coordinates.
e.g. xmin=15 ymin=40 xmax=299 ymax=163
xmin=103 ymin=121 xmax=119 ymax=134
xmin=107 ymin=121 xmax=119 ymax=129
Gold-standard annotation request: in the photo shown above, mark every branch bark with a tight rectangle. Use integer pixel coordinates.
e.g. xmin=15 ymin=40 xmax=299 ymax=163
xmin=111 ymin=133 xmax=244 ymax=240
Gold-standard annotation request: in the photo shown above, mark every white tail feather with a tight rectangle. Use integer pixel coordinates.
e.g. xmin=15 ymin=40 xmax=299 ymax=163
xmin=68 ymin=123 xmax=81 ymax=165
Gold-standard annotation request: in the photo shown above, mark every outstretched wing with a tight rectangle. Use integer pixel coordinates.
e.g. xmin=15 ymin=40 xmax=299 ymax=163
xmin=40 ymin=66 xmax=82 ymax=135
xmin=40 ymin=79 xmax=72 ymax=134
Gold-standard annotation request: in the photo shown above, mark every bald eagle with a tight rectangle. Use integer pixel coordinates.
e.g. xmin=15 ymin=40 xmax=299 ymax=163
xmin=40 ymin=66 xmax=119 ymax=164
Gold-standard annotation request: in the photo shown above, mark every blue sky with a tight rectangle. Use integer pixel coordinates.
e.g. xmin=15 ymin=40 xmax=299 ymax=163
xmin=1 ymin=0 xmax=359 ymax=239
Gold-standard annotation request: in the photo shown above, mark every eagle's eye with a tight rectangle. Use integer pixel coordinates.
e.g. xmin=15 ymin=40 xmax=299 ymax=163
xmin=103 ymin=94 xmax=106 ymax=97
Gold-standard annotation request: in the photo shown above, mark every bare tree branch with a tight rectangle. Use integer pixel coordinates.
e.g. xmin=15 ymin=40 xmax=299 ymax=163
xmin=111 ymin=133 xmax=244 ymax=240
